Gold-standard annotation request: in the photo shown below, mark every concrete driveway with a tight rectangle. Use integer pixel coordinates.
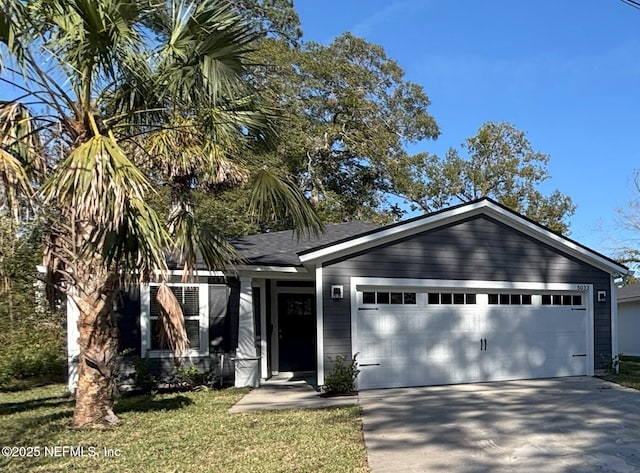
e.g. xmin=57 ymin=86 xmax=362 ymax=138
xmin=358 ymin=377 xmax=640 ymax=473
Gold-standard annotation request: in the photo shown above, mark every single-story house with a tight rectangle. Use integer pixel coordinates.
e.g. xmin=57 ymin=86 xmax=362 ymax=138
xmin=617 ymin=282 xmax=640 ymax=356
xmin=67 ymin=198 xmax=627 ymax=392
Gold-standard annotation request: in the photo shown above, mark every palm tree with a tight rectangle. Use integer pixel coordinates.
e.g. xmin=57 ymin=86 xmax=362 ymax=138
xmin=0 ymin=0 xmax=320 ymax=428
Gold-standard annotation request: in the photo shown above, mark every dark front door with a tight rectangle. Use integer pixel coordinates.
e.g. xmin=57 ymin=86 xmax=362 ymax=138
xmin=278 ymin=293 xmax=316 ymax=372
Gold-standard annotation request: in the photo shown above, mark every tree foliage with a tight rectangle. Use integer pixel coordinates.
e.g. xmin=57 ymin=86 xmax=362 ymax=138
xmin=395 ymin=122 xmax=575 ymax=234
xmin=234 ymin=0 xmax=302 ymax=45
xmin=0 ymin=0 xmax=320 ymax=427
xmin=246 ymin=33 xmax=440 ymax=224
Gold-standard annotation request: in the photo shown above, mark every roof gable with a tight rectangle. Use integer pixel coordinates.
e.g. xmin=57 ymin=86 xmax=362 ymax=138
xmin=298 ymin=198 xmax=627 ymax=276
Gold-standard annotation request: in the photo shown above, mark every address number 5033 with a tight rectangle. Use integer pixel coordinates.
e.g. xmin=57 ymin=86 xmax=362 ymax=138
xmin=576 ymin=285 xmax=590 ymax=291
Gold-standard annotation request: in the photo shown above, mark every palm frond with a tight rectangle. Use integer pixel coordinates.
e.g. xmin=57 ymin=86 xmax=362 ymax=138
xmin=0 ymin=0 xmax=27 ymax=70
xmin=156 ymin=281 xmax=189 ymax=355
xmin=0 ymin=101 xmax=43 ymax=222
xmin=45 ymin=0 xmax=146 ymax=81
xmin=157 ymin=0 xmax=261 ymax=106
xmin=0 ymin=101 xmax=45 ymax=178
xmin=249 ymin=168 xmax=323 ymax=237
xmin=41 ymin=134 xmax=169 ymax=276
xmin=0 ymin=149 xmax=32 ymax=222
xmin=168 ymin=202 xmax=240 ymax=280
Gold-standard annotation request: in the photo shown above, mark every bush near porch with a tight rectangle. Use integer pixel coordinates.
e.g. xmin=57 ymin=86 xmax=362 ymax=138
xmin=0 ymin=384 xmax=369 ymax=473
xmin=601 ymin=356 xmax=640 ymax=390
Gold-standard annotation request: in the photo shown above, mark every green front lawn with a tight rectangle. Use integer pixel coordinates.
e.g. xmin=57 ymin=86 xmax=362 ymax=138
xmin=601 ymin=356 xmax=640 ymax=390
xmin=0 ymin=385 xmax=369 ymax=473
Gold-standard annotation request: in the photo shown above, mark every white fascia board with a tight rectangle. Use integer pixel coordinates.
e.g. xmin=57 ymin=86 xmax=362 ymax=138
xmin=618 ymin=296 xmax=640 ymax=304
xmin=236 ymin=265 xmax=308 ymax=273
xmin=153 ymin=269 xmax=225 ymax=277
xmin=156 ymin=267 xmax=307 ymax=276
xmin=299 ymin=200 xmax=627 ymax=276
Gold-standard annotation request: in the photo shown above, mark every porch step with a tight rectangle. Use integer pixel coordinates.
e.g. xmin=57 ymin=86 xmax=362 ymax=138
xmin=264 ymin=371 xmax=316 ymax=386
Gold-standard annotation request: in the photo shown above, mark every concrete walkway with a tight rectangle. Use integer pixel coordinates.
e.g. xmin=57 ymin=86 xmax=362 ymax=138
xmin=359 ymin=377 xmax=640 ymax=473
xmin=228 ymin=376 xmax=359 ymax=413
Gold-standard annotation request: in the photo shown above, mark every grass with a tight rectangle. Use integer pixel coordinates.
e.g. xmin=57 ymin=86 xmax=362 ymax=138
xmin=0 ymin=384 xmax=369 ymax=473
xmin=601 ymin=356 xmax=640 ymax=390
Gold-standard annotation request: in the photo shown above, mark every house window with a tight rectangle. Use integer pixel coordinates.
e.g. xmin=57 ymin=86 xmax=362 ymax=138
xmin=142 ymin=283 xmax=209 ymax=357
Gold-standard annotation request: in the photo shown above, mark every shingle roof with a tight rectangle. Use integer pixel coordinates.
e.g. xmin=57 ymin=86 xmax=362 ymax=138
xmin=230 ymin=221 xmax=381 ymax=266
xmin=618 ymin=282 xmax=640 ymax=303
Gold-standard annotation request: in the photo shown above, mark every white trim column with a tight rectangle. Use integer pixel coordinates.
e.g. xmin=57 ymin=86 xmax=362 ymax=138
xmin=235 ymin=277 xmax=260 ymax=387
xmin=66 ymin=294 xmax=80 ymax=393
xmin=611 ymin=276 xmax=619 ymax=372
xmin=254 ymin=278 xmax=268 ymax=381
xmin=315 ymin=266 xmax=324 ymax=387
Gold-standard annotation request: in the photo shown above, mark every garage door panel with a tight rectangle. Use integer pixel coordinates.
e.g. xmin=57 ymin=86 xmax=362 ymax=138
xmin=355 ymin=288 xmax=589 ymax=390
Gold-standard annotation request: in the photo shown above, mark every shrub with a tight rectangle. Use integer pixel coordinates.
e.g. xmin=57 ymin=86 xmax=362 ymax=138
xmin=132 ymin=356 xmax=157 ymax=393
xmin=324 ymin=354 xmax=360 ymax=394
xmin=0 ymin=320 xmax=65 ymax=387
xmin=601 ymin=353 xmax=621 ymax=375
xmin=175 ymin=365 xmax=208 ymax=387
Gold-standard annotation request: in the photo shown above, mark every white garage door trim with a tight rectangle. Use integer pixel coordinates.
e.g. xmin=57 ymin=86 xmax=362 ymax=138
xmin=350 ymin=277 xmax=595 ymax=389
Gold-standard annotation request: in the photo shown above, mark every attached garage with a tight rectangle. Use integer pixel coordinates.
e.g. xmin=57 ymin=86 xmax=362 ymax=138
xmin=353 ymin=282 xmax=591 ymax=389
xmin=297 ymin=198 xmax=627 ymax=390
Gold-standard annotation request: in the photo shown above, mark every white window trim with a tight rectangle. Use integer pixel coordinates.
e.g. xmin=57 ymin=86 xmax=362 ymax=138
xmin=141 ymin=283 xmax=209 ymax=358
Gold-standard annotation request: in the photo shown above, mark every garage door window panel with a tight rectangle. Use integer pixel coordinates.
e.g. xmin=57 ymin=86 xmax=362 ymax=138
xmin=361 ymin=291 xmax=417 ymax=305
xmin=541 ymin=293 xmax=584 ymax=307
xmin=488 ymin=293 xmax=533 ymax=305
xmin=428 ymin=292 xmax=476 ymax=305
xmin=403 ymin=293 xmax=417 ymax=304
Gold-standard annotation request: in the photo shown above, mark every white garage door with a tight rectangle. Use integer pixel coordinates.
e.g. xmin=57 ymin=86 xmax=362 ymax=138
xmin=355 ymin=288 xmax=590 ymax=390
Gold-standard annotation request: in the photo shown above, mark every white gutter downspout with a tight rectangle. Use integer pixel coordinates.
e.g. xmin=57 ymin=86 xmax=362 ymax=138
xmin=315 ymin=266 xmax=324 ymax=387
xmin=611 ymin=275 xmax=620 ymax=373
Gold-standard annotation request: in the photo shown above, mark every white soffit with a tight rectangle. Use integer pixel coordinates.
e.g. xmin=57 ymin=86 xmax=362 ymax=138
xmin=299 ymin=199 xmax=627 ymax=276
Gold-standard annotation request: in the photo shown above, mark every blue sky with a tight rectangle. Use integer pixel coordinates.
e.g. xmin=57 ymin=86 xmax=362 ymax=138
xmin=295 ymin=0 xmax=640 ymax=257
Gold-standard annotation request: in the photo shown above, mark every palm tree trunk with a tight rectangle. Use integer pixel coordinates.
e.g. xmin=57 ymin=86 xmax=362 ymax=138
xmin=70 ymin=265 xmax=120 ymax=428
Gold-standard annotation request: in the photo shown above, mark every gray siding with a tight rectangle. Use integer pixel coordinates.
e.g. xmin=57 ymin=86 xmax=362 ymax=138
xmin=322 ymin=215 xmax=613 ymax=372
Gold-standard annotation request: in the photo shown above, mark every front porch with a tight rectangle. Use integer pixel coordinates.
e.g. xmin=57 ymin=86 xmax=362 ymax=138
xmin=235 ymin=277 xmax=319 ymax=388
